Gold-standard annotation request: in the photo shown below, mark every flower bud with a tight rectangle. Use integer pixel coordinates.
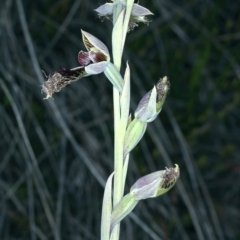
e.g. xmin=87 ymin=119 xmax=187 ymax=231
xmin=134 ymin=76 xmax=170 ymax=122
xmin=130 ymin=164 xmax=180 ymax=200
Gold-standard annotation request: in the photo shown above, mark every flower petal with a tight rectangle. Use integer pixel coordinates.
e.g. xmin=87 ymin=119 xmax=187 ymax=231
xmin=132 ymin=4 xmax=153 ymax=16
xmin=95 ymin=3 xmax=113 ymax=15
xmin=81 ymin=30 xmax=110 ymax=58
xmin=134 ymin=86 xmax=157 ymax=122
xmin=85 ymin=61 xmax=108 ymax=75
xmin=78 ymin=51 xmax=91 ymax=66
xmin=89 ymin=49 xmax=108 ymax=63
xmin=130 ymin=171 xmax=163 ymax=200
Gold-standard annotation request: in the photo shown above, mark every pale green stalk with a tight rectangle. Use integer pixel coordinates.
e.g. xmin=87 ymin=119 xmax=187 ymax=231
xmin=111 ymin=6 xmax=124 ymax=240
xmin=111 ymin=1 xmax=134 ymax=240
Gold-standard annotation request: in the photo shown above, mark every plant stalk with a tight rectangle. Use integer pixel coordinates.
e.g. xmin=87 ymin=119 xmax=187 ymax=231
xmin=111 ymin=1 xmax=134 ymax=239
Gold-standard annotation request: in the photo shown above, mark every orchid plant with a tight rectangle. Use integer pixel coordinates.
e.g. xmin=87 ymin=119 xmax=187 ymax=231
xmin=41 ymin=1 xmax=180 ymax=240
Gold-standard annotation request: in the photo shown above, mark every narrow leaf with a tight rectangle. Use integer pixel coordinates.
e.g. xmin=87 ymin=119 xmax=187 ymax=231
xmin=122 ymin=0 xmax=135 ymax=50
xmin=110 ymin=193 xmax=138 ymax=235
xmin=122 ymin=154 xmax=129 ymax=195
xmin=112 ymin=9 xmax=124 ymax=68
xmin=101 ymin=172 xmax=115 ymax=240
xmin=120 ymin=62 xmax=131 ymax=130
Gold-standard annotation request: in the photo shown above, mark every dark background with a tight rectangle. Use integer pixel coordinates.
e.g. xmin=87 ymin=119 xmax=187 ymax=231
xmin=0 ymin=0 xmax=239 ymax=239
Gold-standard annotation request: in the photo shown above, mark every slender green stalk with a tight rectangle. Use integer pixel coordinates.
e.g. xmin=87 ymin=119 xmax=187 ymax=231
xmin=111 ymin=1 xmax=135 ymax=239
xmin=111 ymin=4 xmax=124 ymax=240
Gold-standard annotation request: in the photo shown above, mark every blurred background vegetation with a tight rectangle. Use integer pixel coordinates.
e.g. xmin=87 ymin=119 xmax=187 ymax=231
xmin=0 ymin=0 xmax=239 ymax=239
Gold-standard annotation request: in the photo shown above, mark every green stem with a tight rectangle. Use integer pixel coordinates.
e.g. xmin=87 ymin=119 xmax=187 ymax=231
xmin=111 ymin=5 xmax=124 ymax=240
xmin=111 ymin=1 xmax=134 ymax=239
xmin=111 ymin=87 xmax=122 ymax=240
xmin=113 ymin=85 xmax=122 ymax=208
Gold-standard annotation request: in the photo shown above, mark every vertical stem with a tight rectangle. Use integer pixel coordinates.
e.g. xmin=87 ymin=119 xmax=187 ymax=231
xmin=111 ymin=1 xmax=134 ymax=239
xmin=111 ymin=2 xmax=127 ymax=239
xmin=113 ymin=86 xmax=122 ymax=209
xmin=111 ymin=88 xmax=122 ymax=240
xmin=112 ymin=4 xmax=124 ymax=240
